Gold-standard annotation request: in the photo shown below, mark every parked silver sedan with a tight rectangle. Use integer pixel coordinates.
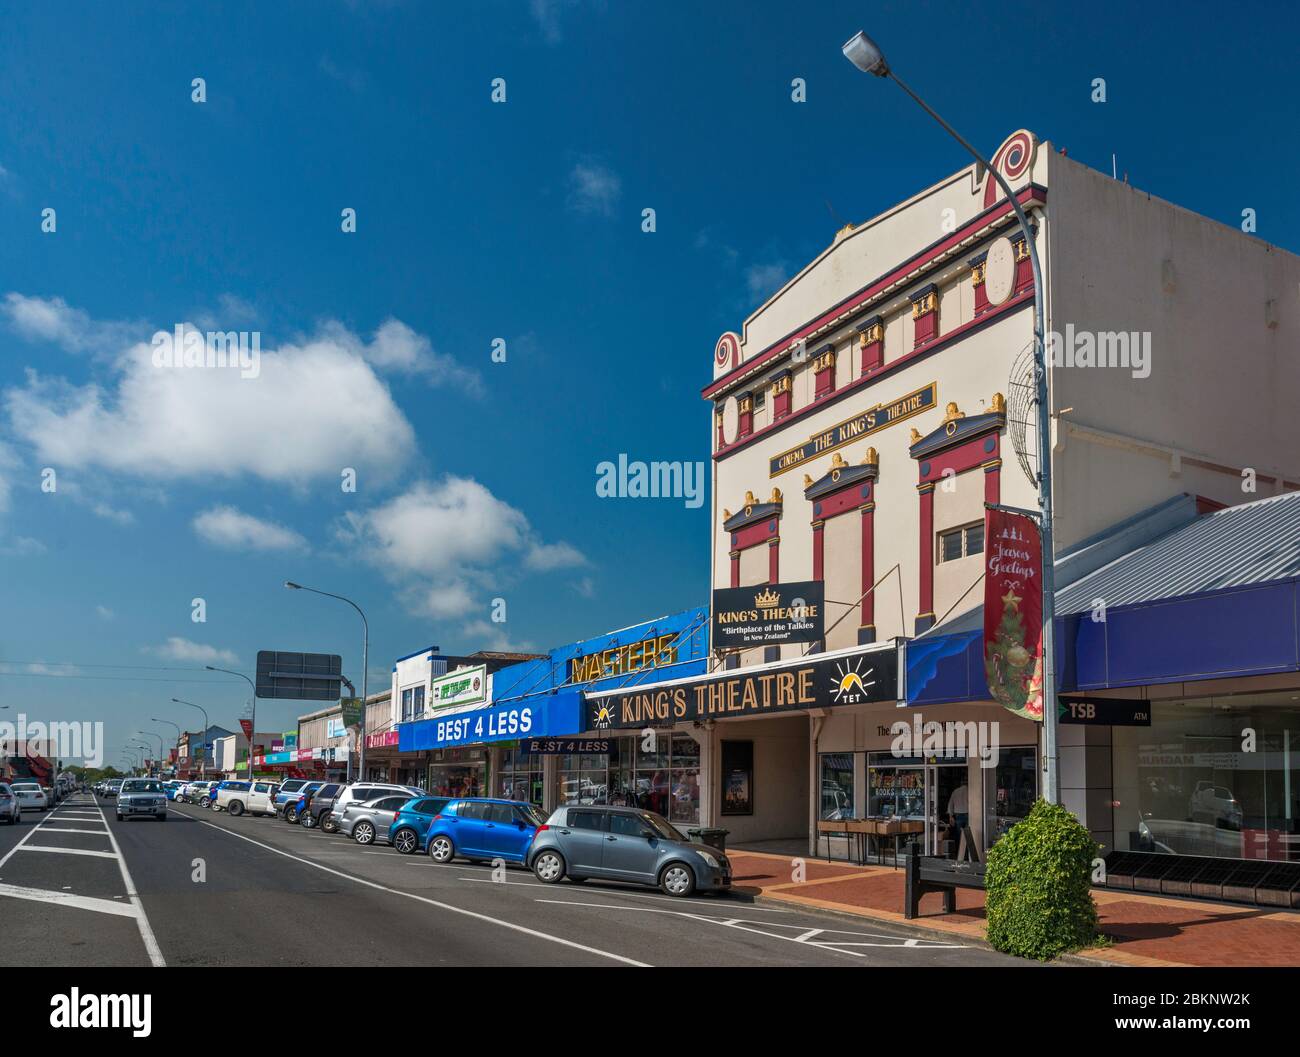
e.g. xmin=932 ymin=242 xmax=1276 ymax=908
xmin=0 ymin=782 xmax=22 ymax=824
xmin=337 ymin=794 xmax=416 ymax=846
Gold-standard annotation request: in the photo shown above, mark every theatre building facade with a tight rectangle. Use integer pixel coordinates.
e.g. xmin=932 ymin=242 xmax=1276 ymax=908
xmin=689 ymin=130 xmax=1300 ymax=865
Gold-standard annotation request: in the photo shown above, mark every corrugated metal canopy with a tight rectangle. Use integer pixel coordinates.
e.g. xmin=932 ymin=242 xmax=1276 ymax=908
xmin=1056 ymin=491 xmax=1300 ymax=615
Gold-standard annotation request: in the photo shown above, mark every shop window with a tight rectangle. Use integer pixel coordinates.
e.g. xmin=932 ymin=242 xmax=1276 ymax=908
xmin=498 ymin=745 xmax=544 ymax=806
xmin=559 ymin=733 xmax=700 ymax=825
xmin=721 ymin=740 xmax=754 ymax=816
xmin=820 ymin=753 xmax=854 ymax=820
xmin=938 ymin=522 xmax=984 ymax=563
xmin=867 ymin=754 xmax=925 ymax=820
xmin=1112 ymin=695 xmax=1300 ymax=862
xmin=985 ymin=747 xmax=1038 ymax=846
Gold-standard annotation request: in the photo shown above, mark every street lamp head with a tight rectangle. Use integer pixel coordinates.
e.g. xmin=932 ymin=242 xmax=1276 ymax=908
xmin=284 ymin=581 xmax=302 ymax=590
xmin=842 ymin=30 xmax=889 ymax=77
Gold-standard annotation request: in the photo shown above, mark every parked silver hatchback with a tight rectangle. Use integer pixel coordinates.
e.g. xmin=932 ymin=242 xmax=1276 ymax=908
xmin=0 ymin=782 xmax=22 ymax=824
xmin=337 ymin=793 xmax=416 ymax=845
xmin=529 ymin=806 xmax=731 ymax=897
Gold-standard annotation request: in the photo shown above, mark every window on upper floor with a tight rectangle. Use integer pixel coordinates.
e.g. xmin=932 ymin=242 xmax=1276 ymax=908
xmin=938 ymin=522 xmax=985 ymax=563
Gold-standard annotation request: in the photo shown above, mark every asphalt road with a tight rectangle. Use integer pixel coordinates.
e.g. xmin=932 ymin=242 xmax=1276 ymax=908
xmin=0 ymin=792 xmax=1031 ymax=968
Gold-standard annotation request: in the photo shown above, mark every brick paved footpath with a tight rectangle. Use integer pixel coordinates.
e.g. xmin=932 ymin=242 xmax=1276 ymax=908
xmin=726 ymin=849 xmax=1300 ymax=967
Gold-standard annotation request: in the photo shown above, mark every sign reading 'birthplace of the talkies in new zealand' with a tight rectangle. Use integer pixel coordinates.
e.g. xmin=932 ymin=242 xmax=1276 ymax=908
xmin=712 ymin=580 xmax=824 ymax=649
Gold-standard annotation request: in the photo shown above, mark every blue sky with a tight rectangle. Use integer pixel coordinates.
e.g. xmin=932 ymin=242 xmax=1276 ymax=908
xmin=1 ymin=0 xmax=1296 ymax=762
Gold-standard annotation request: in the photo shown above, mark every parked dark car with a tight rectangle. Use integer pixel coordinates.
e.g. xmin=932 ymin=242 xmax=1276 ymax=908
xmin=281 ymin=782 xmax=324 ymax=824
xmin=528 ymin=805 xmax=731 ymax=897
xmin=299 ymin=782 xmax=345 ymax=830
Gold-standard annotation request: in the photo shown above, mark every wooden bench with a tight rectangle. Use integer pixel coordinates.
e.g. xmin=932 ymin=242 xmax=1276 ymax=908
xmin=903 ymin=840 xmax=986 ymax=918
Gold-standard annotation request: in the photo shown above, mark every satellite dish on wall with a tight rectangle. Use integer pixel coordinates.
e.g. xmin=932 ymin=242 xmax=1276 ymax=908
xmin=984 ymin=235 xmax=1016 ymax=306
xmin=720 ymin=396 xmax=739 ymax=445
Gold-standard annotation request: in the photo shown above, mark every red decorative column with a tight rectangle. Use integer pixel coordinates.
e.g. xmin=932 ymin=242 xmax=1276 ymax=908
xmin=811 ymin=520 xmax=825 ymax=581
xmin=813 ymin=346 xmax=836 ymax=400
xmin=858 ymin=316 xmax=884 ymax=376
xmin=768 ymin=537 xmax=780 ymax=584
xmin=771 ymin=370 xmax=792 ymax=421
xmin=737 ymin=392 xmax=753 ymax=439
xmin=970 ymin=255 xmax=990 ymax=316
xmin=1013 ymin=233 xmax=1033 ymax=294
xmin=984 ymin=456 xmax=1002 ymax=506
xmin=911 ymin=284 xmax=939 ymax=349
xmin=729 ymin=549 xmax=740 ymax=588
xmin=916 ymin=482 xmax=936 ymax=633
xmin=860 ymin=498 xmax=876 ymax=643
xmin=715 ymin=407 xmax=725 ymax=450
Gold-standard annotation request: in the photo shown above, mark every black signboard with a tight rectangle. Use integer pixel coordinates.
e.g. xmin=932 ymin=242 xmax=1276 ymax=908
xmin=1058 ymin=697 xmax=1151 ymax=726
xmin=712 ymin=580 xmax=824 ymax=649
xmin=585 ymin=645 xmax=899 ymax=730
xmin=255 ymin=650 xmax=343 ymax=702
xmin=522 ymin=737 xmax=612 ymax=755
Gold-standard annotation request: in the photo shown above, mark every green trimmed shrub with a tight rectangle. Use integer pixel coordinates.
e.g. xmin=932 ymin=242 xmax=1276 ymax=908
xmin=985 ymin=798 xmax=1100 ymax=960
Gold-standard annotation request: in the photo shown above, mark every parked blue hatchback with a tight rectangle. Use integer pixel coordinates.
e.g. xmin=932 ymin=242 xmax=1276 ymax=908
xmin=387 ymin=796 xmax=453 ymax=854
xmin=424 ymin=798 xmax=548 ymax=865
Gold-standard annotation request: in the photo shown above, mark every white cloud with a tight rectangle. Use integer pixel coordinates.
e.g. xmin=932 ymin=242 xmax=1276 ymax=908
xmin=0 ymin=536 xmax=45 ymax=556
xmin=339 ymin=476 xmax=585 ymax=619
xmin=96 ymin=605 xmax=115 ymax=620
xmin=193 ymin=505 xmax=308 ymax=552
xmin=568 ymin=161 xmax=621 ymax=217
xmin=144 ymin=637 xmax=239 ymax=665
xmin=530 ymin=0 xmax=580 ymax=44
xmin=2 ymin=293 xmax=139 ymax=354
xmin=461 ymin=619 xmax=537 ymax=653
xmin=4 ymin=310 xmax=419 ymax=486
xmin=353 ymin=318 xmax=483 ymax=394
xmin=745 ymin=262 xmax=789 ymax=303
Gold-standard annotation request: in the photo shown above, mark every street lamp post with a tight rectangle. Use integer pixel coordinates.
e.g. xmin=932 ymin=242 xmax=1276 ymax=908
xmin=137 ymin=732 xmax=165 ymax=775
xmin=203 ymin=666 xmax=258 ymax=778
xmin=841 ymin=31 xmax=1059 ymax=803
xmin=284 ymin=582 xmax=370 ymax=782
xmin=171 ymin=698 xmax=210 ymax=778
xmin=152 ymin=717 xmax=182 ymax=776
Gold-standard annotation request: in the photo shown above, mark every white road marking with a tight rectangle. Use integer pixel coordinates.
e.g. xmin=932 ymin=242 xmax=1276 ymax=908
xmin=533 ymin=898 xmax=967 ymax=956
xmin=31 ymin=827 xmax=109 ymax=836
xmin=453 ymin=873 xmax=795 ymax=912
xmin=100 ymin=800 xmax=166 ymax=967
xmin=20 ymin=845 xmax=118 ymax=858
xmin=0 ymin=882 xmax=141 ymax=919
xmin=174 ymin=806 xmax=649 ymax=966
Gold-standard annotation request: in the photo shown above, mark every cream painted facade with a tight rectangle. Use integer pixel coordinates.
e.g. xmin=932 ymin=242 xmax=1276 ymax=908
xmin=702 ymin=130 xmax=1300 ymax=856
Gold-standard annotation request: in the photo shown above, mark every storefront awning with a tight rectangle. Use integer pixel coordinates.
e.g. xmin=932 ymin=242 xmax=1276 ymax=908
xmin=399 ymin=690 xmax=583 ymax=752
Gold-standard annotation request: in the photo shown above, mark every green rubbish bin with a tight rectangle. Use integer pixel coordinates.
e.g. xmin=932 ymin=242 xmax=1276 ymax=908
xmin=687 ymin=827 xmax=729 ymax=853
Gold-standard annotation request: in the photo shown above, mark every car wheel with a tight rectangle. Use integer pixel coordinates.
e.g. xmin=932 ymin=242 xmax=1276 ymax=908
xmin=659 ymin=862 xmax=696 ymax=897
xmin=284 ymin=807 xmax=299 ymax=824
xmin=228 ymin=801 xmax=244 ymax=817
xmin=321 ymin=815 xmax=338 ymax=834
xmin=301 ymin=811 xmax=316 ymax=829
xmin=392 ymin=828 xmax=418 ymax=855
xmin=353 ymin=821 xmax=375 ymax=845
xmin=428 ymin=834 xmax=455 ymax=864
xmin=532 ymin=849 xmax=566 ymax=884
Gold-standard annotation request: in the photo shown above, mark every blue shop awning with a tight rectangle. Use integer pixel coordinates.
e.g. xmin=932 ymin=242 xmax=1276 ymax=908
xmin=399 ymin=690 xmax=583 ymax=752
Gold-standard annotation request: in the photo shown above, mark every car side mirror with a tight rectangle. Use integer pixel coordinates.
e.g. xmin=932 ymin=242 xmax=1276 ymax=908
xmin=641 ymin=829 xmax=657 ymax=840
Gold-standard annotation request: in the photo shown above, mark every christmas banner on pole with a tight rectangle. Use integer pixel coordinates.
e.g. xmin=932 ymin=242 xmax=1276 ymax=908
xmin=983 ymin=508 xmax=1044 ymax=721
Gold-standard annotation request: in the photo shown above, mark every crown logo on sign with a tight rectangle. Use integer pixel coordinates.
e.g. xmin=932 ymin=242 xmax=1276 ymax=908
xmin=754 ymin=587 xmax=781 ymax=609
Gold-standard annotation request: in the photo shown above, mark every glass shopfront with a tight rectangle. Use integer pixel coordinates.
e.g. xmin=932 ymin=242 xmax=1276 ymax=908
xmin=819 ymin=753 xmax=854 ymax=820
xmin=426 ymin=746 xmax=486 ymax=799
xmin=497 ymin=744 xmax=544 ymax=806
xmin=984 ymin=746 xmax=1038 ymax=845
xmin=1112 ymin=693 xmax=1300 ymax=861
xmin=557 ymin=732 xmax=701 ymax=824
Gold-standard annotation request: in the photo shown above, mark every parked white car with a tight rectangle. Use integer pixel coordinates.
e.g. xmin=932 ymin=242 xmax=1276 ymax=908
xmin=217 ymin=780 xmax=280 ymax=817
xmin=0 ymin=782 xmax=22 ymax=824
xmin=10 ymin=781 xmax=49 ymax=811
xmin=330 ymin=782 xmax=426 ymax=822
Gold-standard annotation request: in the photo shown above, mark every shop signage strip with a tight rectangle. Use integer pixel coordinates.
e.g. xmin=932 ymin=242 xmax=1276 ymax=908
xmin=523 ymin=737 xmax=612 ymax=755
xmin=712 ymin=579 xmax=824 ymax=649
xmin=1058 ymin=697 xmax=1151 ymax=726
xmin=400 ymin=691 xmax=583 ymax=753
xmin=768 ymin=382 xmax=936 ymax=478
xmin=585 ymin=645 xmax=899 ymax=730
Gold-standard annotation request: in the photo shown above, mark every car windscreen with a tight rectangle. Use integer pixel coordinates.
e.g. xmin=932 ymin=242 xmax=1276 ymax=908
xmin=638 ymin=812 xmax=686 ymax=842
xmin=122 ymin=780 xmax=163 ymax=793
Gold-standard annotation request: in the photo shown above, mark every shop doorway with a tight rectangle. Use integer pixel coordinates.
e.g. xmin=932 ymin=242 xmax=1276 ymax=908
xmin=926 ymin=760 xmax=970 ymax=856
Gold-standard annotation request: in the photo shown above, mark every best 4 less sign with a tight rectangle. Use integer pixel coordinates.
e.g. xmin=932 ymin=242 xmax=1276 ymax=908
xmin=431 ymin=665 xmax=487 ymax=710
